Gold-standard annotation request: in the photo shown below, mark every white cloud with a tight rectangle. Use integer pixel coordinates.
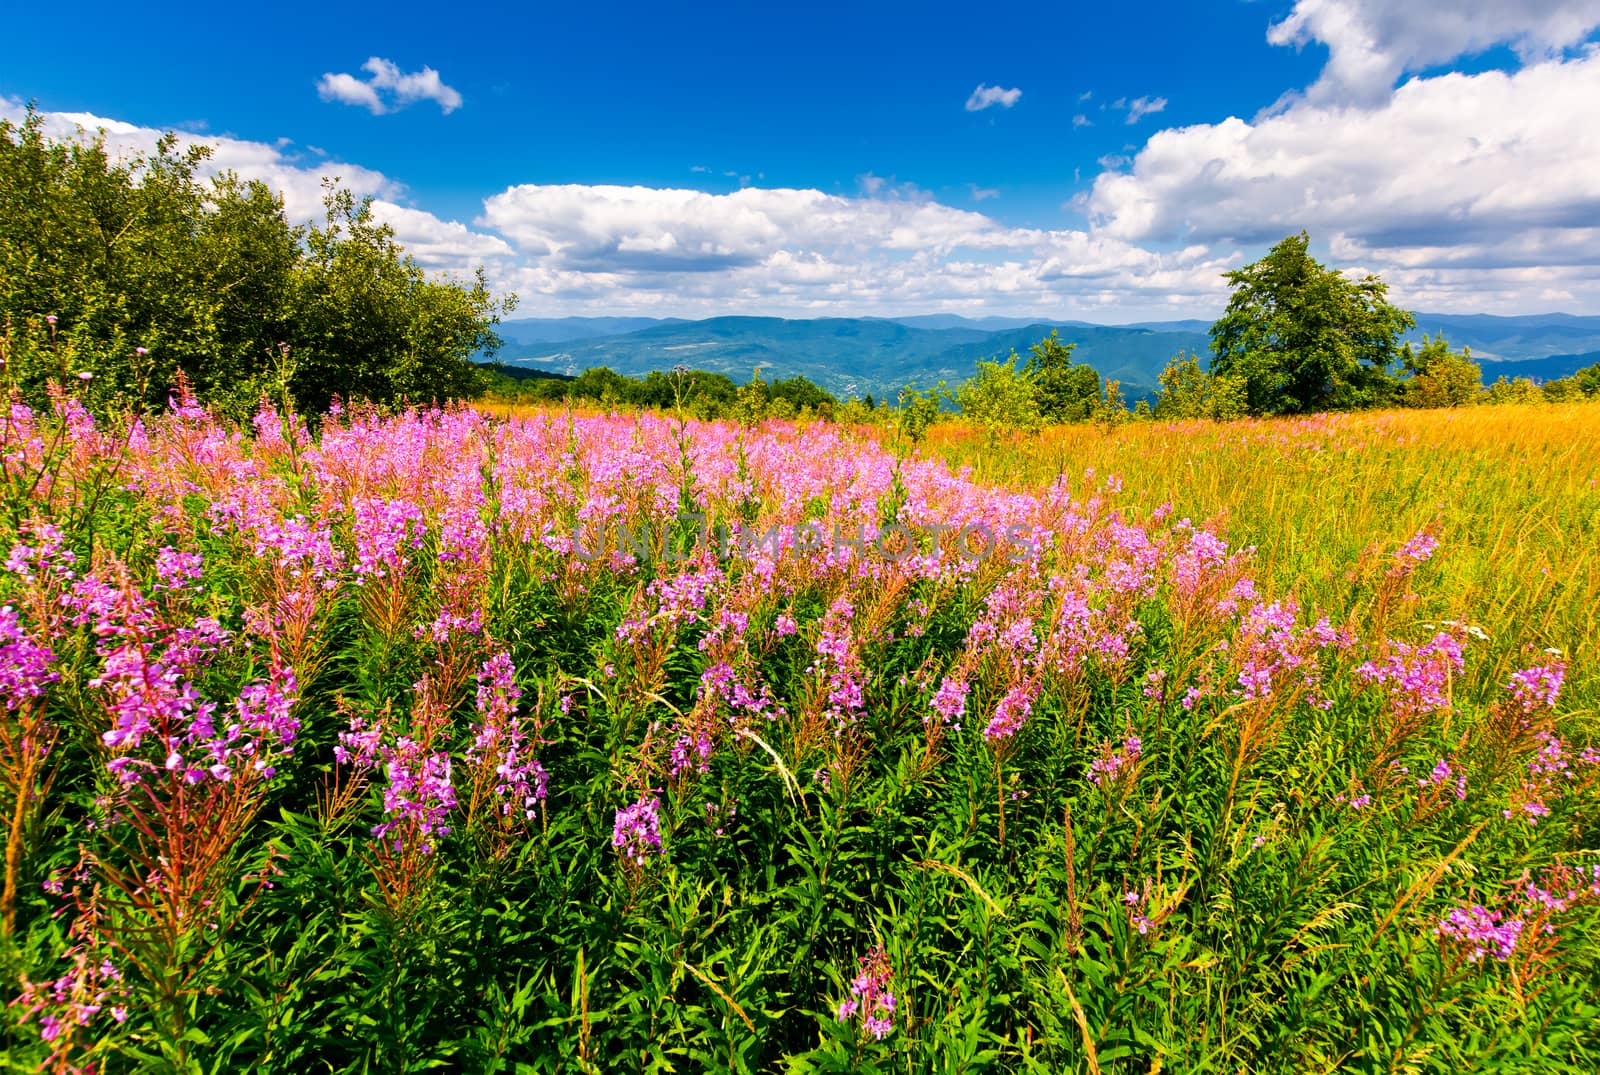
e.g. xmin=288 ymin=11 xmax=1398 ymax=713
xmin=969 ymin=184 xmax=999 ymax=201
xmin=316 ymin=72 xmax=386 ymax=115
xmin=475 ymin=181 xmax=1232 ymax=316
xmin=965 ymin=84 xmax=1022 ymax=111
xmin=1089 ymin=51 xmax=1600 ymax=260
xmin=1072 ymin=114 xmax=1093 ymax=128
xmin=0 ymin=97 xmax=503 ymax=279
xmin=1268 ymin=0 xmax=1600 ymax=105
xmin=1124 ymin=96 xmax=1167 ymax=124
xmin=318 ymin=57 xmax=463 ymax=115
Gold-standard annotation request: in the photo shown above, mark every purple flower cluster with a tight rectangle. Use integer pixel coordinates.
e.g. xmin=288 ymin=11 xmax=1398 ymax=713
xmin=1436 ymin=904 xmax=1524 ymax=962
xmin=1395 ymin=530 xmax=1440 ymax=564
xmin=1356 ymin=631 xmax=1465 ymax=720
xmin=15 ymin=947 xmax=128 ymax=1045
xmin=1507 ymin=662 xmax=1565 ymax=716
xmin=836 ymin=945 xmax=896 ymax=1040
xmin=1089 ymin=735 xmax=1143 ymax=787
xmin=372 ymin=738 xmax=458 ymax=853
xmin=0 ymin=604 xmax=58 ymax=710
xmin=928 ymin=675 xmax=968 ymax=727
xmin=1419 ymin=756 xmax=1467 ymax=801
xmin=467 ymin=653 xmax=549 ymax=819
xmin=351 ymin=496 xmax=427 ymax=581
xmin=983 ymin=683 xmax=1035 ymax=744
xmin=612 ymin=795 xmax=663 ymax=864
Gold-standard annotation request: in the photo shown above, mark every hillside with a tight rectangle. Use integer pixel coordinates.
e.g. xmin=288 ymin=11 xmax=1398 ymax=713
xmin=490 ymin=312 xmax=1600 ymax=400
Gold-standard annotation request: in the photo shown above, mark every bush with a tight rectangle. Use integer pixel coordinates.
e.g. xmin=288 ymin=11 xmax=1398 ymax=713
xmin=0 ymin=107 xmax=512 ymax=414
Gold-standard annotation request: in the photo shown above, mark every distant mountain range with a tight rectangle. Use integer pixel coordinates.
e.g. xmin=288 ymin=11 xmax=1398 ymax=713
xmin=487 ymin=313 xmax=1600 ymax=400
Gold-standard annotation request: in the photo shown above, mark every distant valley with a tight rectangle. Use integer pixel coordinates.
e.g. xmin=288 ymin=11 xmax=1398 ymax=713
xmin=488 ymin=313 xmax=1600 ymax=400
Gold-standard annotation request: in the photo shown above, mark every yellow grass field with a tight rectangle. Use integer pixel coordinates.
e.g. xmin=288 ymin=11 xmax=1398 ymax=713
xmin=923 ymin=401 xmax=1600 ymax=707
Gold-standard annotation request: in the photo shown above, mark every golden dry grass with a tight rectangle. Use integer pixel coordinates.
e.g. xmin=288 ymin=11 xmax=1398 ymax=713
xmin=922 ymin=401 xmax=1600 ymax=706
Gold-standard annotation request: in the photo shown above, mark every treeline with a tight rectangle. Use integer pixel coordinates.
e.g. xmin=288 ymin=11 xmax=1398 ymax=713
xmin=481 ymin=364 xmax=842 ymax=420
xmin=1 ymin=107 xmax=512 ymax=415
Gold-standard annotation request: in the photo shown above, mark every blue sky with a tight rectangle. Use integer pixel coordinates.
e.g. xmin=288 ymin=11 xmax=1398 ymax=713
xmin=5 ymin=0 xmax=1600 ymax=319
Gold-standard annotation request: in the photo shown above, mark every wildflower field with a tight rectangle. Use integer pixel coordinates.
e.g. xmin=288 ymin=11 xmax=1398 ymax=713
xmin=3 ymin=389 xmax=1599 ymax=1073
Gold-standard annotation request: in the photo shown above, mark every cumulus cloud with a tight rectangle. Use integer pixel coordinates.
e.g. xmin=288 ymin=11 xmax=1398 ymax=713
xmin=317 ymin=57 xmax=463 ymax=115
xmin=1088 ymin=49 xmax=1600 ymax=273
xmin=1268 ymin=0 xmax=1600 ymax=105
xmin=965 ymin=84 xmax=1022 ymax=111
xmin=475 ymin=181 xmax=1232 ymax=316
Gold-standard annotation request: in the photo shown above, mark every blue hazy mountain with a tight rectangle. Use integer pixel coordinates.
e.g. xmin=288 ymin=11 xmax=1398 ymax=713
xmin=496 ymin=317 xmax=686 ymax=345
xmin=490 ymin=312 xmax=1600 ymax=400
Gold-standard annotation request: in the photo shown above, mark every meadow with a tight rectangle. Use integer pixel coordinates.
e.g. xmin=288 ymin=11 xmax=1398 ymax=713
xmin=2 ymin=388 xmax=1598 ymax=1073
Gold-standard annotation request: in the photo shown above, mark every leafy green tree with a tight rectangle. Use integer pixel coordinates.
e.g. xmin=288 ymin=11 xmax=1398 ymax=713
xmin=1153 ymin=352 xmax=1211 ymax=419
xmin=1208 ymin=373 xmax=1250 ymax=421
xmin=895 ymin=381 xmax=949 ymax=444
xmin=1153 ymin=351 xmax=1251 ymax=421
xmin=1094 ymin=379 xmax=1132 ymax=427
xmin=1483 ymin=375 xmax=1543 ymax=405
xmin=1399 ymin=335 xmax=1481 ymax=408
xmin=287 ymin=186 xmax=512 ymax=413
xmin=1537 ymin=362 xmax=1600 ymax=401
xmin=732 ymin=368 xmax=769 ymax=425
xmin=1 ymin=107 xmax=514 ymax=414
xmin=957 ymin=352 xmax=1039 ymax=438
xmin=1024 ymin=330 xmax=1100 ymax=421
xmin=768 ymin=375 xmax=834 ymax=412
xmin=1210 ymin=231 xmax=1415 ymax=415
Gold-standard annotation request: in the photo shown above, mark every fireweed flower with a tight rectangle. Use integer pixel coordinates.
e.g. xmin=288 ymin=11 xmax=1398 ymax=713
xmin=1436 ymin=904 xmax=1523 ymax=963
xmin=372 ymin=738 xmax=457 ymax=853
xmin=1507 ymin=662 xmax=1565 ymax=717
xmin=1356 ymin=632 xmax=1465 ymax=720
xmin=836 ymin=945 xmax=896 ymax=1040
xmin=1 ymin=605 xmax=58 ymax=709
xmin=466 ymin=652 xmax=549 ymax=819
xmin=1395 ymin=530 xmax=1439 ymax=563
xmin=613 ymin=795 xmax=663 ymax=864
xmin=350 ymin=496 xmax=427 ymax=581
xmin=928 ymin=676 xmax=969 ymax=727
xmin=14 ymin=945 xmax=129 ymax=1048
xmin=1419 ymin=756 xmax=1467 ymax=801
xmin=1123 ymin=889 xmax=1155 ymax=935
xmin=983 ymin=683 xmax=1035 ymax=744
xmin=1088 ymin=735 xmax=1143 ymax=787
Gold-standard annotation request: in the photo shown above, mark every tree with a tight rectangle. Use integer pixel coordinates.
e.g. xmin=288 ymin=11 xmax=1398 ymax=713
xmin=1209 ymin=231 xmax=1415 ymax=415
xmin=1484 ymin=375 xmax=1543 ymax=406
xmin=957 ymin=352 xmax=1039 ymax=439
xmin=1024 ymin=330 xmax=1100 ymax=421
xmin=288 ymin=186 xmax=512 ymax=413
xmin=1153 ymin=352 xmax=1211 ymax=419
xmin=1 ymin=107 xmax=514 ymax=414
xmin=895 ymin=382 xmax=949 ymax=444
xmin=1400 ymin=335 xmax=1481 ymax=408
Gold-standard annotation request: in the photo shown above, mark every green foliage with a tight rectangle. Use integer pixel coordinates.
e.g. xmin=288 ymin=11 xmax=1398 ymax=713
xmin=1210 ymin=231 xmax=1416 ymax=415
xmin=1093 ymin=378 xmax=1132 ymax=427
xmin=1539 ymin=362 xmax=1600 ymax=402
xmin=1024 ymin=330 xmax=1100 ymax=422
xmin=287 ymin=186 xmax=512 ymax=413
xmin=1483 ymin=374 xmax=1544 ymax=405
xmin=894 ymin=382 xmax=949 ymax=444
xmin=1400 ymin=335 xmax=1482 ymax=409
xmin=486 ymin=363 xmax=840 ymax=424
xmin=956 ymin=351 xmax=1040 ymax=437
xmin=0 ymin=107 xmax=512 ymax=414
